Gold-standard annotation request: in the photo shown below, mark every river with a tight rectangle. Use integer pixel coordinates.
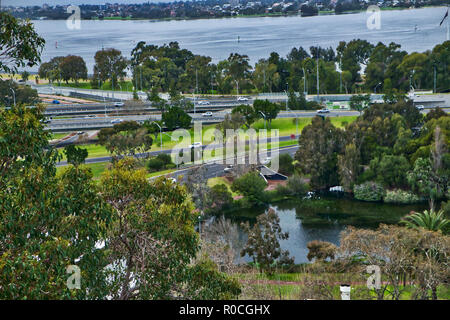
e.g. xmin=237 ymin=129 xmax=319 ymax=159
xmin=31 ymin=6 xmax=449 ymax=72
xmin=214 ymin=194 xmax=428 ymax=264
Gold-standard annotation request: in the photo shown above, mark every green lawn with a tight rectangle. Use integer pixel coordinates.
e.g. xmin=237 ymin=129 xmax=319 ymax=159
xmin=58 ymin=144 xmax=110 ymax=161
xmin=50 ymin=132 xmax=71 ymax=140
xmin=237 ymin=271 xmax=450 ymax=300
xmin=207 ymin=177 xmax=240 ymax=197
xmin=56 ymin=116 xmax=356 ymax=161
xmin=55 ymin=80 xmax=135 ymax=92
xmin=57 ymin=161 xmax=109 ymax=179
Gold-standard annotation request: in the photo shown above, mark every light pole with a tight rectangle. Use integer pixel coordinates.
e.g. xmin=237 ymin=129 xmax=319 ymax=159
xmin=153 ymin=121 xmax=163 ymax=151
xmin=285 ymin=89 xmax=299 ymax=136
xmin=374 ymin=82 xmax=382 ymax=94
xmin=103 ymin=96 xmax=107 ymax=118
xmin=235 ymin=80 xmax=239 ymax=100
xmin=10 ymin=88 xmax=16 ymax=106
xmin=258 ymin=111 xmax=266 ymax=130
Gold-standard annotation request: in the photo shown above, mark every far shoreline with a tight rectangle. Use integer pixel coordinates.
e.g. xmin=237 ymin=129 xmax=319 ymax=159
xmin=29 ymin=5 xmax=446 ymax=23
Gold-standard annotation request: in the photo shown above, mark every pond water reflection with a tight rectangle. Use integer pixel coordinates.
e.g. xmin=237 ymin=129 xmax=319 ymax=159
xmin=216 ymin=194 xmax=428 ymax=263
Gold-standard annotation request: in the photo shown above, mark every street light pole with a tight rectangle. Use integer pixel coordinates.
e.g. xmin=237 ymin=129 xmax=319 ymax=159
xmin=153 ymin=121 xmax=163 ymax=151
xmin=374 ymin=82 xmax=381 ymax=94
xmin=259 ymin=111 xmax=266 ymax=130
xmin=285 ymin=90 xmax=298 ymax=136
xmin=10 ymin=88 xmax=16 ymax=106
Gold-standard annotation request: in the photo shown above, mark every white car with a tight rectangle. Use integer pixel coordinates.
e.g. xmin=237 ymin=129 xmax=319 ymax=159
xmin=189 ymin=142 xmax=202 ymax=148
xmin=416 ymin=105 xmax=425 ymax=110
xmin=261 ymin=157 xmax=271 ymax=165
xmin=111 ymin=118 xmax=123 ymax=124
xmin=202 ymin=111 xmax=213 ymax=117
xmin=317 ymin=108 xmax=330 ymax=114
xmin=223 ymin=165 xmax=234 ymax=173
xmin=114 ymin=102 xmax=124 ymax=107
xmin=198 ymin=101 xmax=210 ymax=105
xmin=237 ymin=97 xmax=249 ymax=102
xmin=168 ymin=177 xmax=177 ymax=184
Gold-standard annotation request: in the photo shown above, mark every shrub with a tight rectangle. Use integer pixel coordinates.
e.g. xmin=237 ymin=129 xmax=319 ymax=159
xmin=286 ymin=175 xmax=308 ymax=196
xmin=207 ymin=184 xmax=234 ymax=213
xmin=354 ymin=181 xmax=384 ymax=202
xmin=277 ymin=153 xmax=295 ymax=176
xmin=231 ymin=171 xmax=267 ymax=205
xmin=147 ymin=157 xmax=165 ymax=172
xmin=384 ymin=189 xmax=421 ymax=204
xmin=156 ymin=153 xmax=173 ymax=165
xmin=306 ymin=240 xmax=337 ymax=262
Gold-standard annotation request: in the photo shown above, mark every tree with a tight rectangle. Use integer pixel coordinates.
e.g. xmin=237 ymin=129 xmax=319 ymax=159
xmin=241 ymin=208 xmax=293 ymax=275
xmin=407 ymin=157 xmax=442 ymax=210
xmin=0 ymin=79 xmax=39 ymax=106
xmin=207 ymin=184 xmax=234 ymax=213
xmin=253 ymin=99 xmax=280 ymax=129
xmin=425 ymin=107 xmax=448 ymax=122
xmin=277 ymin=153 xmax=294 ymax=176
xmin=38 ymin=56 xmax=65 ymax=83
xmin=401 ymin=209 xmax=449 ymax=233
xmin=369 ymin=155 xmax=411 ymax=188
xmin=349 ymin=94 xmax=371 ymax=114
xmin=231 ymin=104 xmax=258 ymax=129
xmin=338 ymin=142 xmax=361 ymax=191
xmin=60 ymin=55 xmax=88 ymax=84
xmin=0 ymin=12 xmax=45 ymax=74
xmin=0 ymin=104 xmax=113 ymax=299
xmin=99 ymin=159 xmax=240 ymax=299
xmin=295 ymin=116 xmax=345 ymax=189
xmin=162 ymin=106 xmax=192 ymax=131
xmin=93 ymin=48 xmax=127 ymax=88
xmin=21 ymin=70 xmax=30 ymax=82
xmin=97 ymin=121 xmax=153 ymax=157
xmin=231 ymin=171 xmax=267 ymax=205
xmin=306 ymin=241 xmax=337 ymax=262
xmin=63 ymin=145 xmax=88 ymax=167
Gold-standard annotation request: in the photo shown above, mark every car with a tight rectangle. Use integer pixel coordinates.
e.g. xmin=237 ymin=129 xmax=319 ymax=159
xmin=168 ymin=177 xmax=177 ymax=184
xmin=77 ymin=131 xmax=85 ymax=135
xmin=202 ymin=111 xmax=213 ymax=117
xmin=52 ymin=100 xmax=60 ymax=104
xmin=114 ymin=102 xmax=124 ymax=107
xmin=198 ymin=101 xmax=210 ymax=105
xmin=223 ymin=165 xmax=234 ymax=173
xmin=41 ymin=118 xmax=51 ymax=124
xmin=85 ymin=115 xmax=97 ymax=118
xmin=111 ymin=118 xmax=123 ymax=124
xmin=261 ymin=157 xmax=271 ymax=165
xmin=416 ymin=105 xmax=425 ymax=110
xmin=189 ymin=142 xmax=202 ymax=149
xmin=316 ymin=108 xmax=330 ymax=114
xmin=237 ymin=96 xmax=249 ymax=102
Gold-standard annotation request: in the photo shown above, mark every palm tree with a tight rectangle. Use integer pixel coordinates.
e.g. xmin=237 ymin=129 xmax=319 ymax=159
xmin=401 ymin=209 xmax=449 ymax=233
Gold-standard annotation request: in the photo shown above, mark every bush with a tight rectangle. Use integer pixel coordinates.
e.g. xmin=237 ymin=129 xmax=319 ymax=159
xmin=156 ymin=153 xmax=172 ymax=165
xmin=354 ymin=181 xmax=384 ymax=202
xmin=231 ymin=171 xmax=267 ymax=205
xmin=147 ymin=158 xmax=165 ymax=172
xmin=384 ymin=189 xmax=421 ymax=204
xmin=277 ymin=153 xmax=295 ymax=176
xmin=207 ymin=184 xmax=234 ymax=213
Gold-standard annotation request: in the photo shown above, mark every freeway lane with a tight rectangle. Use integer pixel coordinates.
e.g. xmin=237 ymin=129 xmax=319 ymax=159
xmin=56 ymin=134 xmax=300 ymax=167
xmin=46 ymin=110 xmax=360 ymax=131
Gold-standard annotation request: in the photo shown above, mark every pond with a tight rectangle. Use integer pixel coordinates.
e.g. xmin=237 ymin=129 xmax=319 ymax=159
xmin=214 ymin=194 xmax=429 ymax=264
